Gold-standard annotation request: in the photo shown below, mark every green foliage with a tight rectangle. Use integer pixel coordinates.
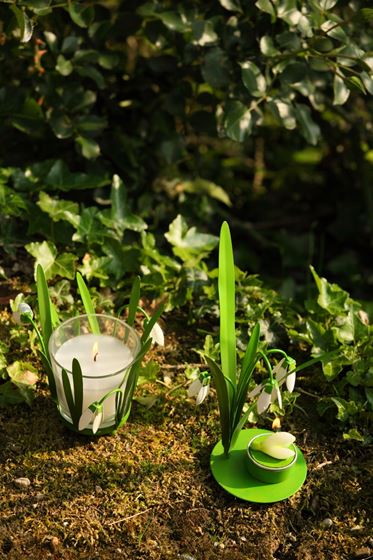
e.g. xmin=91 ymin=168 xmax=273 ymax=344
xmin=290 ymin=267 xmax=373 ymax=439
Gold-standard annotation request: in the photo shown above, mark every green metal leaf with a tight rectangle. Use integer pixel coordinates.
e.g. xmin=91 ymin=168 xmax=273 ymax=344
xmin=62 ymin=368 xmax=76 ymax=425
xmin=218 ymin=222 xmax=236 ymax=388
xmin=71 ymin=358 xmax=83 ymax=424
xmin=76 ymin=272 xmax=100 ymax=334
xmin=36 ymin=264 xmax=53 ymax=353
xmin=38 ymin=350 xmax=56 ymax=400
xmin=205 ymin=355 xmax=231 ymax=456
xmin=116 ymin=340 xmax=152 ymax=423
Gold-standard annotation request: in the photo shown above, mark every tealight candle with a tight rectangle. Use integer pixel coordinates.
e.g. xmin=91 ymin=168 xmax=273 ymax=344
xmin=49 ymin=314 xmax=140 ymax=431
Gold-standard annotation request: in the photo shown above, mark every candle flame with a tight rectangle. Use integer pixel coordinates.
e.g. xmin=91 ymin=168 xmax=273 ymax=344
xmin=92 ymin=342 xmax=99 ymax=362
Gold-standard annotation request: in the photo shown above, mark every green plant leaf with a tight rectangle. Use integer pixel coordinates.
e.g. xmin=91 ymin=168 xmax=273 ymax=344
xmin=333 ymin=74 xmax=350 ymax=105
xmin=223 ymin=101 xmax=253 ymax=142
xmin=68 ymin=2 xmax=95 ymax=28
xmin=218 ymin=221 xmax=236 ymax=388
xmin=10 ymin=5 xmax=33 ymax=43
xmin=165 ymin=215 xmax=218 ymax=262
xmin=76 ymin=136 xmax=100 ymax=159
xmin=36 ymin=264 xmax=53 ymax=352
xmin=294 ymin=104 xmax=321 ymax=145
xmin=241 ymin=61 xmax=266 ymax=96
xmin=310 ymin=265 xmax=349 ymax=314
xmin=37 ymin=192 xmax=80 ymax=228
xmin=27 ymin=241 xmax=77 ymax=280
xmin=76 ymin=272 xmax=100 ymax=334
xmin=127 ymin=276 xmax=141 ymax=327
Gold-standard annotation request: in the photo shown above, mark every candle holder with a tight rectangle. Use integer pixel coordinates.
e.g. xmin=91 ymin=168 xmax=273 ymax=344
xmin=13 ymin=264 xmax=164 ymax=435
xmin=49 ymin=314 xmax=141 ymax=435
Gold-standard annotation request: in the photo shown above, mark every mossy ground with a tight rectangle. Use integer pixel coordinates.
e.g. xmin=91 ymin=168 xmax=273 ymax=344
xmin=0 ymin=303 xmax=372 ymax=560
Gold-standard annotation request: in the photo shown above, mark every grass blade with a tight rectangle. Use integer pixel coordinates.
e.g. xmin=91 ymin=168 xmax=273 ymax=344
xmin=218 ymin=221 xmax=236 ymax=389
xmin=76 ymin=272 xmax=100 ymax=334
xmin=127 ymin=276 xmax=141 ymax=326
xmin=205 ymin=355 xmax=231 ymax=457
xmin=36 ymin=264 xmax=53 ymax=353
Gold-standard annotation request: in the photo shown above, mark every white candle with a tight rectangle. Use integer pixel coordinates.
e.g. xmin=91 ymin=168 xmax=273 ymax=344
xmin=53 ymin=333 xmax=136 ymax=429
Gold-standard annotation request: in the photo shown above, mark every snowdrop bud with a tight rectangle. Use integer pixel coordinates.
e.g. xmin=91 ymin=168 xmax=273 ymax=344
xmin=92 ymin=408 xmax=103 ymax=434
xmin=286 ymin=371 xmax=296 ymax=393
xmin=13 ymin=303 xmax=33 ymax=325
xmin=149 ymin=322 xmax=164 ymax=346
xmin=257 ymin=386 xmax=272 ymax=415
xmin=196 ymin=384 xmax=209 ymax=406
xmin=252 ymin=431 xmax=296 ymax=459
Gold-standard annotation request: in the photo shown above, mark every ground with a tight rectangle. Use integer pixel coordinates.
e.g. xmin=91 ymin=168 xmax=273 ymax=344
xmin=0 ymin=299 xmax=372 ymax=560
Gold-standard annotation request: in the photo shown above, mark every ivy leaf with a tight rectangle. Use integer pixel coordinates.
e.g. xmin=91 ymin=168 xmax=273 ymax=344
xmin=181 ymin=178 xmax=231 ymax=206
xmin=26 ymin=241 xmax=77 ymax=280
xmin=165 ymin=214 xmax=218 ymax=262
xmin=37 ymin=192 xmax=80 ymax=228
xmin=223 ymin=101 xmax=253 ymax=142
xmin=310 ymin=265 xmax=349 ymax=314
xmin=333 ymin=74 xmax=350 ymax=105
xmin=294 ymin=104 xmax=321 ymax=145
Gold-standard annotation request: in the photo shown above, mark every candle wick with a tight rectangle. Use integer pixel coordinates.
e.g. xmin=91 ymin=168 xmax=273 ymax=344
xmin=93 ymin=351 xmax=98 ymax=362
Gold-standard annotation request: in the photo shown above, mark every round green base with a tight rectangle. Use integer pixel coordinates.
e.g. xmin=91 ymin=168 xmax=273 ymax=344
xmin=210 ymin=428 xmax=307 ymax=503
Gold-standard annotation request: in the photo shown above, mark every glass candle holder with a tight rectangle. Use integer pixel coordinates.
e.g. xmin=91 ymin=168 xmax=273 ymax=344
xmin=48 ymin=314 xmax=141 ymax=433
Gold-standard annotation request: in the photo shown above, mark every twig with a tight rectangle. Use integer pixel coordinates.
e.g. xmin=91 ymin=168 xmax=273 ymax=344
xmin=106 ymin=507 xmax=154 ymax=526
xmin=297 ymin=388 xmax=320 ymax=398
xmin=161 ymin=363 xmax=205 ymax=370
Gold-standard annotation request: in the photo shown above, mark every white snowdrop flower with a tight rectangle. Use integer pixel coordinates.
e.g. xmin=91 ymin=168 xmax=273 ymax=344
xmin=256 ymin=386 xmax=273 ymax=415
xmin=78 ymin=405 xmax=103 ymax=434
xmin=188 ymin=372 xmax=210 ymax=405
xmin=149 ymin=322 xmax=164 ymax=346
xmin=13 ymin=302 xmax=33 ymax=325
xmin=273 ymin=357 xmax=297 ymax=394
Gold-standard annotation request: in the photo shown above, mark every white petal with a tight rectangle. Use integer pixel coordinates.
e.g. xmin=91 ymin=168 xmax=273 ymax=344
xmin=273 ymin=358 xmax=287 ymax=384
xmin=257 ymin=390 xmax=271 ymax=414
xmin=92 ymin=409 xmax=103 ymax=434
xmin=286 ymin=371 xmax=296 ymax=393
xmin=78 ymin=408 xmax=94 ymax=431
xmin=149 ymin=322 xmax=164 ymax=346
xmin=196 ymin=384 xmax=209 ymax=405
xmin=248 ymin=383 xmax=263 ymax=399
xmin=188 ymin=379 xmax=202 ymax=398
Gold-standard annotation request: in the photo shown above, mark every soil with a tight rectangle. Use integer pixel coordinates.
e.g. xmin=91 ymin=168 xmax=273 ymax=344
xmin=0 ymin=297 xmax=372 ymax=560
